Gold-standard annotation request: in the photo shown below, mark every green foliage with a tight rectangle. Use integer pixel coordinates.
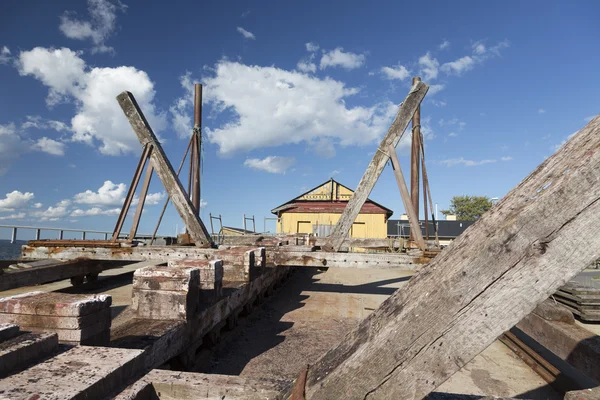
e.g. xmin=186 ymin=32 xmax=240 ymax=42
xmin=441 ymin=195 xmax=493 ymax=221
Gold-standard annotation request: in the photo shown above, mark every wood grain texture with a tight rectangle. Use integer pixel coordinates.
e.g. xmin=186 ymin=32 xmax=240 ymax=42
xmin=325 ymin=81 xmax=428 ymax=251
xmin=303 ymin=116 xmax=600 ymax=399
xmin=116 ymin=91 xmax=213 ymax=247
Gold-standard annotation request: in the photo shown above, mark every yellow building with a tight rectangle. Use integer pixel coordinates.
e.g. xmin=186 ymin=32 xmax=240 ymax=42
xmin=271 ymin=178 xmax=393 ymax=238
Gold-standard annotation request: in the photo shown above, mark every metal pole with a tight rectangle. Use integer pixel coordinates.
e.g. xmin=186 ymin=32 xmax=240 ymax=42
xmin=35 ymin=228 xmax=41 ymax=241
xmin=11 ymin=227 xmax=17 ymax=244
xmin=59 ymin=230 xmax=63 ymax=240
xmin=243 ymin=214 xmax=247 ymax=232
xmin=191 ymin=84 xmax=202 ymax=217
xmin=129 ymin=163 xmax=154 ymax=241
xmin=410 ymin=76 xmax=422 ymax=241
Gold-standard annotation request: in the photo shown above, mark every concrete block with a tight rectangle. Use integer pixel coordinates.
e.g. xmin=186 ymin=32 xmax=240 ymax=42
xmin=0 ymin=292 xmax=111 ymax=317
xmin=25 ymin=318 xmax=110 ymax=343
xmin=0 ymin=346 xmax=145 ymax=400
xmin=565 ymin=387 xmax=600 ymax=400
xmin=0 ymin=323 xmax=19 ymax=342
xmin=0 ymin=332 xmax=58 ymax=378
xmin=132 ymin=289 xmax=198 ymax=321
xmin=133 ymin=264 xmax=200 ymax=292
xmin=0 ymin=307 xmax=111 ymax=330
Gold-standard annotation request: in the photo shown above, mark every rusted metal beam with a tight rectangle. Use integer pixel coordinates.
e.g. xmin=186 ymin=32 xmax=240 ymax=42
xmin=324 ymin=81 xmax=428 ymax=252
xmin=116 ymin=91 xmax=213 ymax=247
xmin=192 ymin=84 xmax=202 ymax=217
xmin=129 ymin=163 xmax=154 ymax=242
xmin=410 ymin=76 xmax=421 ymax=242
xmin=388 ymin=145 xmax=425 ymax=251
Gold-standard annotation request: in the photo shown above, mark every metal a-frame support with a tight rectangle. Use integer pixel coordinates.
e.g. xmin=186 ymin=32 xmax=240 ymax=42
xmin=116 ymin=91 xmax=213 ymax=248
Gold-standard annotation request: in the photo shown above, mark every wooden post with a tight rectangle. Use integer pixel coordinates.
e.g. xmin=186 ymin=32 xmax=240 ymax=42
xmin=300 ymin=117 xmax=600 ymax=399
xmin=409 ymin=77 xmax=422 ymax=242
xmin=325 ymin=81 xmax=428 ymax=251
xmin=117 ymin=91 xmax=213 ymax=248
xmin=388 ymin=145 xmax=425 ymax=250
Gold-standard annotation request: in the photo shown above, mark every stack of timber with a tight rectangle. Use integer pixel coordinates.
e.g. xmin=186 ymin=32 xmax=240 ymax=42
xmin=554 ymin=281 xmax=600 ymax=322
xmin=0 ymin=292 xmax=112 ymax=345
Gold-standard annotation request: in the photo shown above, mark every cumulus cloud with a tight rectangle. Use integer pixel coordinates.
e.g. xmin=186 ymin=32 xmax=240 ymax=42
xmin=297 ymin=60 xmax=316 ymax=73
xmin=440 ymin=56 xmax=475 ymax=75
xmin=32 ymin=137 xmax=66 ymax=156
xmin=0 ymin=212 xmax=26 ymax=220
xmin=169 ymin=72 xmax=195 ymax=138
xmin=381 ymin=64 xmax=410 ymax=81
xmin=70 ymin=207 xmax=120 ymax=217
xmin=320 ymin=48 xmax=366 ymax=70
xmin=236 ymin=27 xmax=255 ymax=40
xmin=144 ymin=192 xmax=166 ymax=205
xmin=59 ymin=0 xmax=126 ymax=54
xmin=419 ymin=52 xmax=439 ymax=81
xmin=203 ymin=60 xmax=399 ymax=156
xmin=305 ymin=42 xmax=319 ymax=52
xmin=428 ymin=84 xmax=445 ymax=95
xmin=17 ymin=47 xmax=167 ymax=155
xmin=0 ymin=191 xmax=35 ymax=211
xmin=22 ymin=115 xmax=70 ymax=132
xmin=440 ymin=40 xmax=509 ymax=76
xmin=0 ymin=46 xmax=11 ymax=64
xmin=439 ymin=157 xmax=496 ymax=167
xmin=31 ymin=205 xmax=69 ymax=221
xmin=243 ymin=156 xmax=296 ymax=174
xmin=73 ymin=180 xmax=126 ymax=206
xmin=439 ymin=40 xmax=450 ymax=50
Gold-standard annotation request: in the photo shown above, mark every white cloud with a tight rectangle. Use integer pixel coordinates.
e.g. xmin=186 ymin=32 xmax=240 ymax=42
xmin=428 ymin=84 xmax=445 ymax=95
xmin=0 ymin=46 xmax=11 ymax=64
xmin=236 ymin=27 xmax=255 ymax=40
xmin=381 ymin=64 xmax=410 ymax=81
xmin=70 ymin=207 xmax=120 ymax=217
xmin=448 ymin=132 xmax=458 ymax=137
xmin=310 ymin=137 xmax=336 ymax=158
xmin=439 ymin=157 xmax=496 ymax=167
xmin=169 ymin=72 xmax=194 ymax=138
xmin=439 ymin=40 xmax=450 ymax=50
xmin=73 ymin=180 xmax=126 ymax=206
xmin=59 ymin=0 xmax=126 ymax=54
xmin=33 ymin=202 xmax=43 ymax=209
xmin=32 ymin=137 xmax=66 ymax=156
xmin=22 ymin=115 xmax=70 ymax=132
xmin=31 ymin=205 xmax=69 ymax=221
xmin=584 ymin=116 xmax=596 ymax=122
xmin=243 ymin=156 xmax=296 ymax=174
xmin=431 ymin=99 xmax=447 ymax=107
xmin=501 ymin=156 xmax=513 ymax=161
xmin=203 ymin=60 xmax=398 ymax=155
xmin=306 ymin=42 xmax=319 ymax=52
xmin=57 ymin=199 xmax=72 ymax=207
xmin=330 ymin=169 xmax=341 ymax=176
xmin=418 ymin=52 xmax=439 ymax=81
xmin=538 ymin=108 xmax=546 ymax=114
xmin=472 ymin=41 xmax=486 ymax=55
xmin=441 ymin=56 xmax=475 ymax=75
xmin=320 ymin=48 xmax=366 ymax=70
xmin=0 ymin=212 xmax=26 ymax=220
xmin=17 ymin=47 xmax=167 ymax=155
xmin=145 ymin=192 xmax=166 ymax=205
xmin=297 ymin=60 xmax=316 ymax=73
xmin=0 ymin=191 xmax=35 ymax=212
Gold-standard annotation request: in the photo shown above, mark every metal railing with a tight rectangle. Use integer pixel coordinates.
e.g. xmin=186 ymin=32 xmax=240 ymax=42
xmin=0 ymin=225 xmax=158 ymax=244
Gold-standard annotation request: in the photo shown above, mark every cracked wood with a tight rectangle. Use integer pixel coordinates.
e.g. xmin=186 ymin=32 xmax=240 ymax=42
xmin=302 ymin=116 xmax=600 ymax=399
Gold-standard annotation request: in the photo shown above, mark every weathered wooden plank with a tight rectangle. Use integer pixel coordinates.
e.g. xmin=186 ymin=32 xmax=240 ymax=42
xmin=116 ymin=91 xmax=213 ymax=248
xmin=300 ymin=116 xmax=600 ymax=399
xmin=325 ymin=81 xmax=428 ymax=251
xmin=388 ymin=144 xmax=426 ymax=250
xmin=312 ymin=237 xmax=405 ymax=249
xmin=21 ymin=244 xmax=420 ymax=269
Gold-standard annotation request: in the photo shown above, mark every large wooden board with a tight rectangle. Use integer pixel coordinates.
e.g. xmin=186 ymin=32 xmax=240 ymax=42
xmin=325 ymin=81 xmax=429 ymax=251
xmin=301 ymin=116 xmax=600 ymax=399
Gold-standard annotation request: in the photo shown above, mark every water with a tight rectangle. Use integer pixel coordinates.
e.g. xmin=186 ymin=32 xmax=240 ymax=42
xmin=0 ymin=240 xmax=25 ymax=260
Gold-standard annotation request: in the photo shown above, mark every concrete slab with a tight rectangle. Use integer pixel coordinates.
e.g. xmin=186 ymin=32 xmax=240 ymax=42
xmin=27 ymin=318 xmax=110 ymax=342
xmin=0 ymin=346 xmax=144 ymax=400
xmin=0 ymin=331 xmax=58 ymax=378
xmin=0 ymin=291 xmax=111 ymax=317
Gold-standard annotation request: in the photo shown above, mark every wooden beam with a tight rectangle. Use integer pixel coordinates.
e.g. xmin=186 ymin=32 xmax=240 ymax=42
xmin=20 ymin=244 xmax=420 ymax=269
xmin=325 ymin=81 xmax=428 ymax=251
xmin=388 ymin=145 xmax=426 ymax=250
xmin=299 ymin=116 xmax=600 ymax=399
xmin=117 ymin=91 xmax=213 ymax=248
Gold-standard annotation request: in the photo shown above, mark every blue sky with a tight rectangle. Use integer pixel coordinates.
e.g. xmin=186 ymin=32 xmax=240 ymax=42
xmin=0 ymin=0 xmax=598 ymax=239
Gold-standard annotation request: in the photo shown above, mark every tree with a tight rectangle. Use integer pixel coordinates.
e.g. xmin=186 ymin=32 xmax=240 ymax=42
xmin=441 ymin=195 xmax=493 ymax=221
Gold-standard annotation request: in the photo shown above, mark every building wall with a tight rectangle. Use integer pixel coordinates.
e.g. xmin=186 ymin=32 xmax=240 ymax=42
xmin=278 ymin=212 xmax=387 ymax=238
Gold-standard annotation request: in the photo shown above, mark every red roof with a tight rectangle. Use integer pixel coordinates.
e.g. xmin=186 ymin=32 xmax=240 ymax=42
xmin=277 ymin=201 xmax=391 ymax=216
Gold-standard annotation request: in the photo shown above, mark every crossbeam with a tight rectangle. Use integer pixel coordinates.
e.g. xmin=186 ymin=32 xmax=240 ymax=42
xmin=297 ymin=116 xmax=600 ymax=399
xmin=325 ymin=81 xmax=428 ymax=251
xmin=116 ymin=92 xmax=213 ymax=248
